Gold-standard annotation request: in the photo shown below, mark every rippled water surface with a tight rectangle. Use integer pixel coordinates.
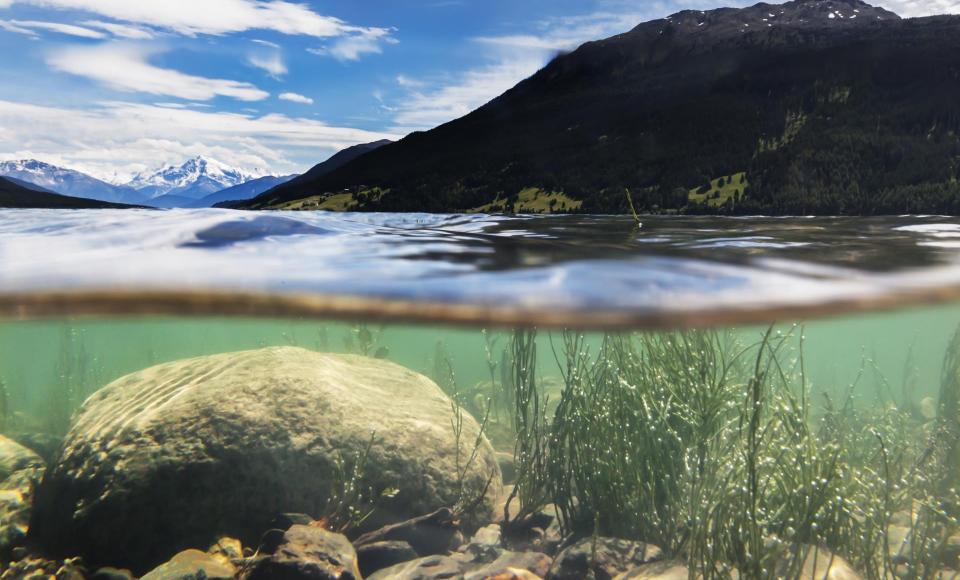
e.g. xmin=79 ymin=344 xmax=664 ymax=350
xmin=3 ymin=210 xmax=960 ymax=317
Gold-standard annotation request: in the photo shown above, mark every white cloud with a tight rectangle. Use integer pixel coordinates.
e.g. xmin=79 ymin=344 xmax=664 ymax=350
xmin=0 ymin=18 xmax=105 ymax=38
xmin=308 ymin=28 xmax=397 ymax=61
xmin=248 ymin=51 xmax=287 ymax=77
xmin=251 ymin=38 xmax=280 ymax=49
xmin=874 ymin=0 xmax=960 ymax=16
xmin=80 ymin=19 xmax=155 ymax=39
xmin=389 ymin=9 xmax=649 ymax=132
xmin=395 ymin=74 xmax=424 ymax=88
xmin=279 ymin=92 xmax=314 ymax=105
xmin=0 ymin=99 xmax=399 ymax=180
xmin=1 ymin=0 xmax=386 ymax=38
xmin=47 ymin=43 xmax=270 ymax=101
xmin=0 ymin=19 xmax=33 ymax=35
xmin=391 ymin=57 xmax=544 ymax=131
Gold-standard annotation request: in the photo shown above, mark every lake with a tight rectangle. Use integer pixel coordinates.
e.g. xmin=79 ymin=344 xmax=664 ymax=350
xmin=3 ymin=209 xmax=960 ymax=577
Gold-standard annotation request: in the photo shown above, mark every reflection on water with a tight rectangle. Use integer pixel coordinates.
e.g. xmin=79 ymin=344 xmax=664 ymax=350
xmin=4 ymin=211 xmax=960 ymax=315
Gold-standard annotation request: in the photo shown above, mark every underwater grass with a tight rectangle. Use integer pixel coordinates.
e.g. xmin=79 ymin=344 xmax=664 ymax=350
xmin=504 ymin=324 xmax=960 ymax=579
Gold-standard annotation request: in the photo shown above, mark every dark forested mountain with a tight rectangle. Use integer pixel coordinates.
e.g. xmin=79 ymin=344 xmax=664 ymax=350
xmin=240 ymin=0 xmax=960 ymax=215
xmin=0 ymin=177 xmax=139 ymax=209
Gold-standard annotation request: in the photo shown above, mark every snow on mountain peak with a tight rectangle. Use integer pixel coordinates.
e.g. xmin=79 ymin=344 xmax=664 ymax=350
xmin=128 ymin=156 xmax=265 ymax=199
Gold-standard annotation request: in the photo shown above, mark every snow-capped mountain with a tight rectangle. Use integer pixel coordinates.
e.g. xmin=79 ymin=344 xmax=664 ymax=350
xmin=128 ymin=156 xmax=264 ymax=201
xmin=0 ymin=159 xmax=146 ymax=205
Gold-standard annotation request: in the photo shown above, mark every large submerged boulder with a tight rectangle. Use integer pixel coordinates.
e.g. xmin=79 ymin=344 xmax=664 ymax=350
xmin=29 ymin=347 xmax=501 ymax=573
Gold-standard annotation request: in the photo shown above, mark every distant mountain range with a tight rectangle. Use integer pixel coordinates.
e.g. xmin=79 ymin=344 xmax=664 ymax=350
xmin=0 ymin=177 xmax=139 ymax=209
xmin=129 ymin=156 xmax=262 ymax=203
xmin=188 ymin=175 xmax=297 ymax=208
xmin=238 ymin=0 xmax=960 ymax=215
xmin=0 ymin=160 xmax=146 ymax=205
xmin=0 ymin=156 xmax=297 ymax=208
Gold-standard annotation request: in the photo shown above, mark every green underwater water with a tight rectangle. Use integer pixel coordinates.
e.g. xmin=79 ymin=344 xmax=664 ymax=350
xmin=5 ymin=304 xmax=960 ymax=577
xmin=1 ymin=304 xmax=958 ymax=430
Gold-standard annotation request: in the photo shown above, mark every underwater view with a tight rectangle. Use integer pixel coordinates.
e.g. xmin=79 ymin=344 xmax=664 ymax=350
xmin=3 ymin=212 xmax=960 ymax=578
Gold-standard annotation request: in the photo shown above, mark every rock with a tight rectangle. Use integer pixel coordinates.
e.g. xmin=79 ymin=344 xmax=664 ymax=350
xmin=207 ymin=536 xmax=243 ymax=562
xmin=460 ymin=523 xmax=503 ymax=562
xmin=271 ymin=513 xmax=316 ymax=530
xmin=615 ymin=561 xmax=690 ymax=579
xmin=0 ymin=435 xmax=43 ymax=480
xmin=141 ymin=549 xmax=235 ymax=580
xmin=472 ymin=524 xmax=503 ymax=548
xmin=241 ymin=524 xmax=360 ymax=580
xmin=2 ymin=555 xmax=87 ymax=580
xmin=354 ymin=508 xmax=463 ymax=557
xmin=464 ymin=551 xmax=553 ymax=580
xmin=90 ymin=568 xmax=136 ymax=580
xmin=366 ymin=555 xmax=465 ymax=580
xmin=503 ymin=506 xmax=563 ymax=556
xmin=773 ymin=545 xmax=861 ymax=580
xmin=0 ymin=465 xmax=44 ymax=555
xmin=356 ymin=540 xmax=419 ymax=577
xmin=6 ymin=432 xmax=62 ymax=465
xmin=484 ymin=571 xmax=544 ymax=580
xmin=30 ymin=347 xmax=501 ymax=573
xmin=547 ymin=537 xmax=663 ymax=580
xmin=55 ymin=560 xmax=87 ymax=580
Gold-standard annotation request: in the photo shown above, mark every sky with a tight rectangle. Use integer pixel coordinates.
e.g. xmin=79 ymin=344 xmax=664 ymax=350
xmin=0 ymin=0 xmax=957 ymax=182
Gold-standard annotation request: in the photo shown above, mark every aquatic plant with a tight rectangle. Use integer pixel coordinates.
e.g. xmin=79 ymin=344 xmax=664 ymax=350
xmin=504 ymin=329 xmax=550 ymax=526
xmin=449 ymin=393 xmax=495 ymax=520
xmin=430 ymin=339 xmax=459 ymax=398
xmin=317 ymin=432 xmax=396 ymax=534
xmin=505 ymin=325 xmax=960 ymax=579
xmin=48 ymin=325 xmax=104 ymax=435
xmin=343 ymin=323 xmax=387 ymax=358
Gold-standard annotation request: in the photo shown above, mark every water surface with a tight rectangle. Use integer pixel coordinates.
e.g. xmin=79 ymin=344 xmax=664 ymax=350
xmin=4 ymin=210 xmax=960 ymax=326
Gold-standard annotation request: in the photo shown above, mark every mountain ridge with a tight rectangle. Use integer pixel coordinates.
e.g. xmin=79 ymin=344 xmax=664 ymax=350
xmin=127 ymin=156 xmax=263 ymax=201
xmin=0 ymin=156 xmax=289 ymax=208
xmin=241 ymin=0 xmax=960 ymax=215
xmin=0 ymin=176 xmax=141 ymax=209
xmin=0 ymin=160 xmax=146 ymax=205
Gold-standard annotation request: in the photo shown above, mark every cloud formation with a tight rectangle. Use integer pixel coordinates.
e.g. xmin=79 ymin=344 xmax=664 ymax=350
xmin=876 ymin=0 xmax=960 ymax=16
xmin=389 ymin=9 xmax=651 ymax=131
xmin=248 ymin=51 xmax=287 ymax=78
xmin=0 ymin=99 xmax=398 ymax=180
xmin=308 ymin=27 xmax=397 ymax=61
xmin=80 ymin=19 xmax=154 ymax=39
xmin=3 ymin=0 xmax=376 ymax=37
xmin=279 ymin=92 xmax=314 ymax=105
xmin=0 ymin=18 xmax=105 ymax=38
xmin=47 ymin=43 xmax=270 ymax=101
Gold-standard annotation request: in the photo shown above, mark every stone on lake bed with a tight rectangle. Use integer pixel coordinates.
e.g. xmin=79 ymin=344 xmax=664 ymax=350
xmin=0 ymin=435 xmax=45 ymax=555
xmin=140 ymin=549 xmax=235 ymax=580
xmin=28 ymin=347 xmax=501 ymax=573
xmin=547 ymin=537 xmax=663 ymax=580
xmin=241 ymin=524 xmax=361 ymax=580
xmin=0 ymin=435 xmax=44 ymax=480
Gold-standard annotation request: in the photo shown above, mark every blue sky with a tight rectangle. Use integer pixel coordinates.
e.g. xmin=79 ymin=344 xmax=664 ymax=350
xmin=0 ymin=0 xmax=955 ymax=182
